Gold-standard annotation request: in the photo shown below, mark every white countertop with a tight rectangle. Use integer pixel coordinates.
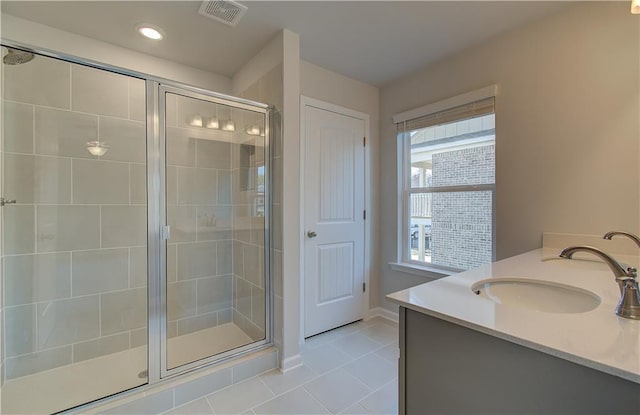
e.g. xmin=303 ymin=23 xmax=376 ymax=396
xmin=386 ymin=248 xmax=640 ymax=384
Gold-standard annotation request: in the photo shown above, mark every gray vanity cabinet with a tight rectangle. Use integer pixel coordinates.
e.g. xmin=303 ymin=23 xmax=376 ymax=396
xmin=399 ymin=307 xmax=640 ymax=414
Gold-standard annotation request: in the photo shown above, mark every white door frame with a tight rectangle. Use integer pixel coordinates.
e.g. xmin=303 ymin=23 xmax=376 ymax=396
xmin=299 ymin=96 xmax=371 ymax=344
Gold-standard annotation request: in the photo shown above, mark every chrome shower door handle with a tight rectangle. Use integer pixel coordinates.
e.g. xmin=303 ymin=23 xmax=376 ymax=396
xmin=307 ymin=231 xmax=317 ymax=238
xmin=0 ymin=198 xmax=16 ymax=206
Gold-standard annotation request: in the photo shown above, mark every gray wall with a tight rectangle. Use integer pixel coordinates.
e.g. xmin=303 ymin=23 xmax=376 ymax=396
xmin=378 ymin=2 xmax=640 ymax=310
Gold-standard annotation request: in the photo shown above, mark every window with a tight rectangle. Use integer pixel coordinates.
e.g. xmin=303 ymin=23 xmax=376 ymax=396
xmin=396 ymin=91 xmax=495 ymax=273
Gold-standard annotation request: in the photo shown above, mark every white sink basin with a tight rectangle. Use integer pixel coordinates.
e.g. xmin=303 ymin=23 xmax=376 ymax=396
xmin=471 ymin=278 xmax=601 ymax=314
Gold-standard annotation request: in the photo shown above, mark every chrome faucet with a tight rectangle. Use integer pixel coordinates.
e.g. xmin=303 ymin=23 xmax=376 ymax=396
xmin=603 ymin=231 xmax=640 ymax=248
xmin=559 ymin=245 xmax=640 ymax=320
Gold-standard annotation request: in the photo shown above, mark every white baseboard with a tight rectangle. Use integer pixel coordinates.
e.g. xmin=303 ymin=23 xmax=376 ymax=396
xmin=366 ymin=307 xmax=399 ymax=323
xmin=280 ymin=354 xmax=303 ymax=373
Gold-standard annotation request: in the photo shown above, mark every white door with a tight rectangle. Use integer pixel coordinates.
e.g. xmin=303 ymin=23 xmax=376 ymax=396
xmin=303 ymin=103 xmax=366 ymax=337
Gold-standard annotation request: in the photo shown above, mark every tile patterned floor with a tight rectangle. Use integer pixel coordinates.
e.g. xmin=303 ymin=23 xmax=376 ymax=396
xmin=163 ymin=317 xmax=399 ymax=415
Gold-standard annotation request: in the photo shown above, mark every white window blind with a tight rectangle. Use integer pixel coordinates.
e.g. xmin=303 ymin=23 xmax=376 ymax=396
xmin=397 ymin=97 xmax=495 ymax=133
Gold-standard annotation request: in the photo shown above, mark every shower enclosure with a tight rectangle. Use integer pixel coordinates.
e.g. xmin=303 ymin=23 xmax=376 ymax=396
xmin=0 ymin=46 xmax=271 ymax=414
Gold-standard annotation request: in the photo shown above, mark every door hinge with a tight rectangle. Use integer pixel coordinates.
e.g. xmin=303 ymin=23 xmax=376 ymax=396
xmin=160 ymin=225 xmax=171 ymax=240
xmin=363 ymin=282 xmax=366 ymax=293
xmin=363 ymin=210 xmax=366 ymax=220
xmin=363 ymin=136 xmax=366 ymax=147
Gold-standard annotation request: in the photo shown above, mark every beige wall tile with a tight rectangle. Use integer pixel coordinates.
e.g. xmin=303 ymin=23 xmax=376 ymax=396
xmin=233 ymin=206 xmax=252 ymax=244
xmin=217 ymin=170 xmax=233 ymax=205
xmin=167 ymin=280 xmax=197 ymax=321
xmin=37 ymin=296 xmax=100 ymax=349
xmin=3 ymin=55 xmax=70 ymax=108
xmin=197 ymin=206 xmax=232 ymax=241
xmin=101 ymin=288 xmax=147 ymax=335
xmin=72 ymin=159 xmax=130 ymax=204
xmin=196 ymin=139 xmax=231 ymax=169
xmin=176 ymin=167 xmax=196 ymax=204
xmin=168 ymin=205 xmax=197 ymax=243
xmin=167 ymin=321 xmax=177 ymax=338
xmin=71 ymin=65 xmax=128 ymax=118
xmin=129 ymin=78 xmax=146 ymax=122
xmin=130 ymin=328 xmax=147 ymax=348
xmin=101 ymin=206 xmax=146 ymax=248
xmin=217 ymin=240 xmax=233 ymax=275
xmin=72 ymin=248 xmax=129 ymax=295
xmin=98 ymin=117 xmax=146 ymax=163
xmin=233 ymin=241 xmax=244 ymax=278
xmin=177 ymin=167 xmax=218 ymax=205
xmin=197 ymin=275 xmax=232 ymax=314
xmin=73 ymin=333 xmax=129 ymax=363
xmin=177 ymin=312 xmax=218 ymax=336
xmin=218 ymin=308 xmax=232 ymax=324
xmin=4 ymin=154 xmax=71 ymax=204
xmin=177 ymin=241 xmax=217 ymax=280
xmin=3 ymin=205 xmax=35 ymax=254
xmin=251 ymin=286 xmax=266 ymax=330
xmin=234 ymin=276 xmax=252 ymax=318
xmin=243 ymin=244 xmax=264 ymax=288
xmin=37 ymin=206 xmax=100 ymax=252
xmin=194 ymin=169 xmax=218 ymax=205
xmin=3 ymin=253 xmax=71 ymax=306
xmin=167 ymin=243 xmax=177 ymax=282
xmin=166 ymin=166 xmax=177 ymax=204
xmin=35 ymin=107 xmax=98 ymax=158
xmin=130 ymin=163 xmax=146 ymax=205
xmin=3 ymin=100 xmax=34 ymax=154
xmin=167 ymin=129 xmax=195 ymax=167
xmin=130 ymin=246 xmax=148 ymax=288
xmin=4 ymin=304 xmax=36 ymax=357
xmin=5 ymin=346 xmax=71 ymax=380
xmin=233 ymin=310 xmax=264 ymax=342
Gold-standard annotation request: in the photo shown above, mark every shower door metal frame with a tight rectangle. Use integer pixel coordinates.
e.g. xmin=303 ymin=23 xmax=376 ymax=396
xmin=0 ymin=39 xmax=274 ymax=396
xmin=157 ymin=84 xmax=273 ymax=380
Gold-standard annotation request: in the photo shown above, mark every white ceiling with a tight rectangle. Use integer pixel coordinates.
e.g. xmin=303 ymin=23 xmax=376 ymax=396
xmin=1 ymin=1 xmax=570 ymax=86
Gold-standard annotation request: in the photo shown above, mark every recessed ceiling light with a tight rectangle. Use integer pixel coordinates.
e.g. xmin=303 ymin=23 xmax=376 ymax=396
xmin=137 ymin=24 xmax=164 ymax=40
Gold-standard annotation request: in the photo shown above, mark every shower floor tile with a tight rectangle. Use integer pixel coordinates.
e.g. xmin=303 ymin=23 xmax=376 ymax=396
xmin=168 ymin=322 xmax=253 ymax=369
xmin=1 ymin=323 xmax=252 ymax=415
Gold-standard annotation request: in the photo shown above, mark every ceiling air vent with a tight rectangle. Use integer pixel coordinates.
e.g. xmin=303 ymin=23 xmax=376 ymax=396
xmin=198 ymin=0 xmax=248 ymax=27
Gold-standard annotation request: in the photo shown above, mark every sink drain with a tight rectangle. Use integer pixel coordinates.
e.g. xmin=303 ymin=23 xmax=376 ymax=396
xmin=138 ymin=370 xmax=148 ymax=379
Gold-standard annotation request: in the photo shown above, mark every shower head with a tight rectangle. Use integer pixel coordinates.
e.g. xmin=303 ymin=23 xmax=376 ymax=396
xmin=3 ymin=48 xmax=35 ymax=65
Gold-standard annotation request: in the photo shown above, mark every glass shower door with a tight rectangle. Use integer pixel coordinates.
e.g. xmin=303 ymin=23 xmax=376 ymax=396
xmin=161 ymin=88 xmax=268 ymax=371
xmin=0 ymin=47 xmax=148 ymax=414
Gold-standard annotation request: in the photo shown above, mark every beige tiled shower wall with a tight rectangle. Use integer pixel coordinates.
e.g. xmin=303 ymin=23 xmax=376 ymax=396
xmin=1 ymin=53 xmax=148 ymax=381
xmin=165 ymin=94 xmax=238 ymax=339
xmin=236 ymin=64 xmax=283 ymax=347
xmin=232 ymin=137 xmax=266 ymax=341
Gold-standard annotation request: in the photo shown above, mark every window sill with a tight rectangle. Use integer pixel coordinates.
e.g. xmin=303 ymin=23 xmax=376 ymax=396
xmin=388 ymin=262 xmax=456 ymax=279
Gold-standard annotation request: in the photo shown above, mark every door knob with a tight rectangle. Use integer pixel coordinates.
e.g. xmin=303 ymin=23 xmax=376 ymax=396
xmin=307 ymin=231 xmax=317 ymax=238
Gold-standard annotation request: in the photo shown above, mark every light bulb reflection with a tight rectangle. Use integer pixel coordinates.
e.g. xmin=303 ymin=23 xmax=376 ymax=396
xmin=86 ymin=141 xmax=109 ymax=157
xmin=222 ymin=120 xmax=236 ymax=132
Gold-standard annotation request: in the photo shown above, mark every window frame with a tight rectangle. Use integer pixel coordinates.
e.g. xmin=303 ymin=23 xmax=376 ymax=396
xmin=395 ymin=86 xmax=497 ymax=275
